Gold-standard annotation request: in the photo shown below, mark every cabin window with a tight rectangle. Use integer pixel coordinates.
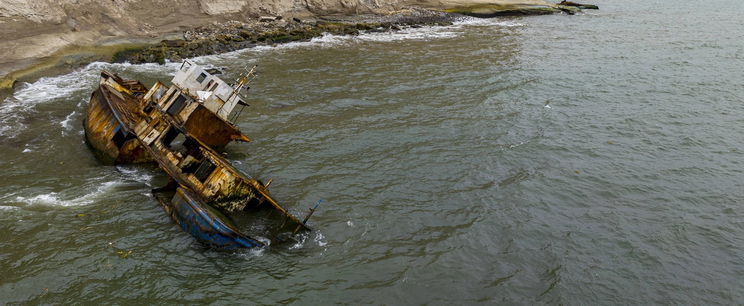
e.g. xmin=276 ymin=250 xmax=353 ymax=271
xmin=167 ymin=94 xmax=187 ymax=116
xmin=197 ymin=72 xmax=207 ymax=83
xmin=161 ymin=128 xmax=181 ymax=147
xmin=194 ymin=160 xmax=216 ymax=182
xmin=152 ymin=86 xmax=166 ymax=101
xmin=171 ymin=134 xmax=186 ymax=150
xmin=112 ymin=126 xmax=127 ymax=149
xmin=181 ymin=158 xmax=200 ymax=174
xmin=159 ymin=90 xmax=174 ymax=106
xmin=143 ymin=101 xmax=154 ymax=114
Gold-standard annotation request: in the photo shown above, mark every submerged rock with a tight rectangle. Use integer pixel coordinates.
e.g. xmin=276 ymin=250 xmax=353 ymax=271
xmin=558 ymin=1 xmax=599 ymax=9
xmin=555 ymin=5 xmax=581 ymax=15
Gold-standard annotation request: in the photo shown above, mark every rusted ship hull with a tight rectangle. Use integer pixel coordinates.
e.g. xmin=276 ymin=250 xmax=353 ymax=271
xmin=83 ymin=62 xmax=311 ymax=249
xmin=154 ymin=186 xmax=264 ymax=249
xmin=83 ymin=73 xmax=152 ymax=164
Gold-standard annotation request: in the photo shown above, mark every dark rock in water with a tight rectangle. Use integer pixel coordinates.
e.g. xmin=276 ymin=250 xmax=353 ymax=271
xmin=558 ymin=1 xmax=599 ymax=9
xmin=556 ymin=5 xmax=581 ymax=14
xmin=444 ymin=4 xmax=560 ymax=18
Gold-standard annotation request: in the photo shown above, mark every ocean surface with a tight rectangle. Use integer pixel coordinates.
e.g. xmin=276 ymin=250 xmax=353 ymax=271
xmin=1 ymin=0 xmax=743 ymax=304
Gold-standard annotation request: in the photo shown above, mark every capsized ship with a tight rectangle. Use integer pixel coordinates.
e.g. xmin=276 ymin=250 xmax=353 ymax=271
xmin=84 ymin=60 xmax=310 ymax=248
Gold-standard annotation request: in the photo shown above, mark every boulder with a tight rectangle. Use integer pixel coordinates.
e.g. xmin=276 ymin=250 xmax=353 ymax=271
xmin=558 ymin=1 xmax=598 ymax=9
xmin=555 ymin=5 xmax=580 ymax=14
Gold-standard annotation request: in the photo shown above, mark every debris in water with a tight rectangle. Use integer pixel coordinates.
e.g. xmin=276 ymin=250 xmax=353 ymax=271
xmin=116 ymin=250 xmax=133 ymax=258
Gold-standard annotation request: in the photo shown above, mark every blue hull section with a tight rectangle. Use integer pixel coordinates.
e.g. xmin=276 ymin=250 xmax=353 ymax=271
xmin=158 ymin=187 xmax=264 ymax=249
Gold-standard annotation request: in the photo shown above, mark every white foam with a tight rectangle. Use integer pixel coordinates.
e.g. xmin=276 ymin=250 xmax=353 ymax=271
xmin=116 ymin=165 xmax=154 ymax=186
xmin=1 ymin=18 xmax=522 ymax=137
xmin=0 ymin=61 xmax=180 ymax=138
xmin=0 ymin=73 xmax=90 ymax=137
xmin=234 ymin=18 xmax=522 ymax=54
xmin=228 ymin=24 xmax=462 ymax=55
xmin=247 ymin=247 xmax=266 ymax=257
xmin=257 ymin=236 xmax=271 ymax=246
xmin=353 ymin=17 xmax=523 ymax=43
xmin=324 ymin=26 xmax=457 ymax=43
xmin=234 ymin=245 xmax=267 ymax=258
xmin=452 ymin=16 xmax=525 ymax=27
xmin=14 ymin=193 xmax=64 ymax=206
xmin=60 ymin=110 xmax=76 ymax=131
xmin=287 ymin=230 xmax=327 ymax=249
xmin=314 ymin=232 xmax=327 ymax=247
xmin=12 ymin=76 xmax=90 ymax=104
xmin=359 ymin=27 xmax=459 ymax=42
xmin=289 ymin=233 xmax=308 ymax=249
xmin=13 ymin=180 xmax=122 ymax=207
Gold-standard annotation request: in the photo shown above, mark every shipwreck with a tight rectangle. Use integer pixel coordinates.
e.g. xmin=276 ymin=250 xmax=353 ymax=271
xmin=84 ymin=60 xmax=310 ymax=249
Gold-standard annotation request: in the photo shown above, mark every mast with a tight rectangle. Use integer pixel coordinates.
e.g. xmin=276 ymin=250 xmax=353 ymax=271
xmin=218 ymin=64 xmax=257 ymax=117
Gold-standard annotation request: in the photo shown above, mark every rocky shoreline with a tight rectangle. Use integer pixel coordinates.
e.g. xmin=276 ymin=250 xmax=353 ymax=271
xmin=0 ymin=1 xmax=598 ymax=92
xmin=114 ymin=8 xmax=456 ymax=64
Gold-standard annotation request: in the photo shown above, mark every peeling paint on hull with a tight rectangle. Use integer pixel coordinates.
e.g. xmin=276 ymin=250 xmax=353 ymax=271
xmin=83 ymin=74 xmax=153 ymax=164
xmin=154 ymin=186 xmax=263 ymax=249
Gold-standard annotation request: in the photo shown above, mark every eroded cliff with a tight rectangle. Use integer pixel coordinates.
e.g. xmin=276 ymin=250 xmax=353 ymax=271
xmin=0 ymin=0 xmax=560 ymax=88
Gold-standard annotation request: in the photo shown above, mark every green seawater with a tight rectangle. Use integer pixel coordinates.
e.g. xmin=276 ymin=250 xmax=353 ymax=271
xmin=1 ymin=0 xmax=743 ymax=303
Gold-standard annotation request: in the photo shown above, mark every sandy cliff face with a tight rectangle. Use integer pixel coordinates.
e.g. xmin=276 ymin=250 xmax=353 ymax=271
xmin=0 ymin=0 xmax=394 ymax=76
xmin=0 ymin=0 xmax=395 ymax=29
xmin=0 ymin=0 xmax=556 ymax=87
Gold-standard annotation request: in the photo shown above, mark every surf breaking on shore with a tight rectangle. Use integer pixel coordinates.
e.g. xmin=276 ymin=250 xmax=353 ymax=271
xmin=0 ymin=0 xmax=595 ymax=90
xmin=0 ymin=15 xmax=523 ymax=139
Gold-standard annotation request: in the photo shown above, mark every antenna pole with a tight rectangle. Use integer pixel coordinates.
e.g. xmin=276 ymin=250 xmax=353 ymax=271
xmin=302 ymin=200 xmax=323 ymax=225
xmin=219 ymin=64 xmax=257 ymax=117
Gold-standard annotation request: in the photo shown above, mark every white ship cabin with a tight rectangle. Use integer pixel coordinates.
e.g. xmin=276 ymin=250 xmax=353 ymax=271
xmin=169 ymin=60 xmax=247 ymax=121
xmin=137 ymin=60 xmax=252 ymax=149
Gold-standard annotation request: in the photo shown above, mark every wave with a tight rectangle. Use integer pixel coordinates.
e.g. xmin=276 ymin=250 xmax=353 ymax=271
xmin=452 ymin=16 xmax=525 ymax=27
xmin=116 ymin=165 xmax=155 ymax=186
xmin=13 ymin=180 xmax=122 ymax=207
xmin=0 ymin=62 xmax=180 ymax=138
xmin=0 ymin=17 xmax=522 ymax=138
xmin=60 ymin=110 xmax=77 ymax=131
xmin=218 ymin=16 xmax=523 ymax=55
